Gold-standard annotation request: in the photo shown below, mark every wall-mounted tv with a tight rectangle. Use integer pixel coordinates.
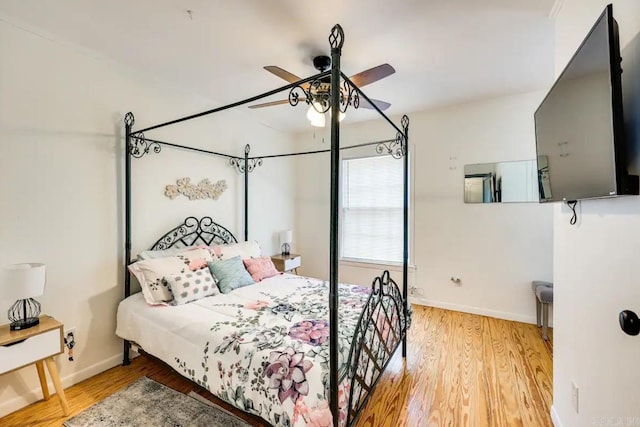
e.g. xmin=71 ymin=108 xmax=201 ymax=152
xmin=534 ymin=4 xmax=638 ymax=202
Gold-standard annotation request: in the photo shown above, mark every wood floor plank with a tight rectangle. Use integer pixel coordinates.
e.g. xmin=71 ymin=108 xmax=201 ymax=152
xmin=428 ymin=309 xmax=464 ymax=426
xmin=0 ymin=306 xmax=553 ymax=427
xmin=466 ymin=312 xmax=490 ymax=427
xmin=404 ymin=306 xmax=447 ymax=425
xmin=508 ymin=322 xmax=553 ymax=427
xmin=518 ymin=321 xmax=553 ymax=410
xmin=486 ymin=316 xmax=526 ymax=427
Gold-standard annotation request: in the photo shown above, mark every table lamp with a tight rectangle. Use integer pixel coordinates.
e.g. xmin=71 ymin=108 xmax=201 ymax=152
xmin=279 ymin=230 xmax=292 ymax=256
xmin=1 ymin=263 xmax=46 ymax=330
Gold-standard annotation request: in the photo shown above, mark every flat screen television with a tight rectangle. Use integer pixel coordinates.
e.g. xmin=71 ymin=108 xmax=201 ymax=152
xmin=534 ymin=4 xmax=638 ymax=202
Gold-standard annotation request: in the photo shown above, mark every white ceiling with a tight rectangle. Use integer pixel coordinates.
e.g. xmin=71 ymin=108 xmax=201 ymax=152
xmin=0 ymin=0 xmax=556 ymax=131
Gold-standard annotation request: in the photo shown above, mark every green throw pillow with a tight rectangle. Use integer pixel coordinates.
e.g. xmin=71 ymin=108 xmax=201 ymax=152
xmin=208 ymin=256 xmax=255 ymax=294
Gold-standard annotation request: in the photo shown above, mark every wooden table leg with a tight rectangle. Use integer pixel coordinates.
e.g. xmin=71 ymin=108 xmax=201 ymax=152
xmin=35 ymin=360 xmax=50 ymax=401
xmin=44 ymin=357 xmax=70 ymax=416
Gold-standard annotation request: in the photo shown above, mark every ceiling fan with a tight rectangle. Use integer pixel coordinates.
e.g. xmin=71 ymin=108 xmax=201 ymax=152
xmin=249 ymin=55 xmax=395 ymax=122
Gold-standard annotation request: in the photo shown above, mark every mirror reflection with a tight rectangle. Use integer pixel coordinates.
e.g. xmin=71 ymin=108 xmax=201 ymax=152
xmin=464 ymin=158 xmax=549 ymax=203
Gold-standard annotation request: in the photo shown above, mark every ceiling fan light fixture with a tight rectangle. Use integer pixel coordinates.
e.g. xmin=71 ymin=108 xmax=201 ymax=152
xmin=251 ymin=61 xmax=394 ymax=115
xmin=306 ymin=104 xmax=345 ymax=128
xmin=307 ymin=105 xmax=325 ymax=127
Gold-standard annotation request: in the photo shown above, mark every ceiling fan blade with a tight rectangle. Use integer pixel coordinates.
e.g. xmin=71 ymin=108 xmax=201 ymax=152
xmin=359 ymin=98 xmax=391 ymax=111
xmin=264 ymin=66 xmax=303 ymax=83
xmin=264 ymin=66 xmax=311 ymax=91
xmin=349 ymin=64 xmax=396 ymax=88
xmin=248 ymin=99 xmax=306 ymax=109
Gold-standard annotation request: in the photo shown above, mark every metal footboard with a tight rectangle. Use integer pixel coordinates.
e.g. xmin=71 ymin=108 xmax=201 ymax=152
xmin=341 ymin=270 xmax=412 ymax=426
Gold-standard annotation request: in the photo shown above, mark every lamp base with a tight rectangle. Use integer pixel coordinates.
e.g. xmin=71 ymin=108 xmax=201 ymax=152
xmin=281 ymin=243 xmax=291 ymax=256
xmin=10 ymin=317 xmax=40 ymax=331
xmin=8 ymin=298 xmax=42 ymax=331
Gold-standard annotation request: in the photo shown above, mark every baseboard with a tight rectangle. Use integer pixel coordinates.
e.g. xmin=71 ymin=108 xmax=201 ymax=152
xmin=0 ymin=353 xmax=122 ymax=418
xmin=410 ymin=297 xmax=543 ymax=325
xmin=550 ymin=405 xmax=563 ymax=427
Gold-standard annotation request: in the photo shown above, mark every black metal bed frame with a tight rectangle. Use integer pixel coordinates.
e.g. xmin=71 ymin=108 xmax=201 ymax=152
xmin=123 ymin=24 xmax=410 ymax=427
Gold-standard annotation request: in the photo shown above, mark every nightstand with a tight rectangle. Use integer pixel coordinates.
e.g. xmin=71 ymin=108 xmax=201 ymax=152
xmin=271 ymin=253 xmax=301 ymax=274
xmin=0 ymin=316 xmax=69 ymax=415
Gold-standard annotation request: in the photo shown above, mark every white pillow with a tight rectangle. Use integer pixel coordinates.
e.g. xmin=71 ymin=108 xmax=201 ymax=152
xmin=128 ymin=248 xmax=213 ymax=305
xmin=209 ymin=241 xmax=261 ymax=261
xmin=136 ymin=246 xmax=199 ymax=261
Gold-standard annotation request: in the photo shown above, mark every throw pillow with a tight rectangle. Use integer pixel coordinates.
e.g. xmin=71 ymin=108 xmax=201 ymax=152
xmin=208 ymin=256 xmax=254 ymax=294
xmin=128 ymin=248 xmax=213 ymax=305
xmin=165 ymin=268 xmax=219 ymax=305
xmin=243 ymin=257 xmax=281 ymax=282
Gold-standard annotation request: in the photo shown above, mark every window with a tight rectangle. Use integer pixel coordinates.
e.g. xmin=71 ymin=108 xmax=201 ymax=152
xmin=341 ymin=155 xmax=405 ymax=264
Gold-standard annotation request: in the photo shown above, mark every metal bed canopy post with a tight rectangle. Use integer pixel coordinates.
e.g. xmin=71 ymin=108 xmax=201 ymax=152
xmin=228 ymin=145 xmax=263 ymax=241
xmin=402 ymin=114 xmax=410 ymax=357
xmin=244 ymin=145 xmax=249 ymax=241
xmin=123 ymin=112 xmax=134 ymax=366
xmin=122 ymin=114 xmax=164 ymax=367
xmin=329 ymin=24 xmax=344 ymax=427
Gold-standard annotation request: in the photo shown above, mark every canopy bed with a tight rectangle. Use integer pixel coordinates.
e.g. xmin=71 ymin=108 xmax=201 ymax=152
xmin=118 ymin=25 xmax=411 ymax=427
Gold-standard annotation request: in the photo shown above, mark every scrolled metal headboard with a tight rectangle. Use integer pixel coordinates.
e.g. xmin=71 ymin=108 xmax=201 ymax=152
xmin=150 ymin=216 xmax=237 ymax=250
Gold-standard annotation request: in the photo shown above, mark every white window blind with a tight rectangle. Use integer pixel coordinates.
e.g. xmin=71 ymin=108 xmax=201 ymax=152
xmin=341 ymin=155 xmax=404 ymax=264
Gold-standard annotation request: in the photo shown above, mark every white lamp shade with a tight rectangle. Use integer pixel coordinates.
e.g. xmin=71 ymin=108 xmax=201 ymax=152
xmin=307 ymin=105 xmax=325 ymax=127
xmin=306 ymin=104 xmax=345 ymax=128
xmin=0 ymin=263 xmax=46 ymax=301
xmin=279 ymin=230 xmax=293 ymax=246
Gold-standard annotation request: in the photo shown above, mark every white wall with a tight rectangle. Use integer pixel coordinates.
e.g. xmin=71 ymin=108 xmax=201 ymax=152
xmin=552 ymin=1 xmax=640 ymax=426
xmin=294 ymin=91 xmax=553 ymax=324
xmin=497 ymin=160 xmax=538 ymax=202
xmin=0 ymin=17 xmax=295 ymax=416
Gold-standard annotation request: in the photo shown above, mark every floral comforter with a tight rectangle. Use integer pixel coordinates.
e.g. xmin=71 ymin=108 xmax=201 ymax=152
xmin=117 ymin=273 xmax=374 ymax=426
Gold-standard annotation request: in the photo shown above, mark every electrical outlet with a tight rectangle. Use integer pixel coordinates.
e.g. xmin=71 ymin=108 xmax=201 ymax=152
xmin=571 ymin=380 xmax=579 ymax=413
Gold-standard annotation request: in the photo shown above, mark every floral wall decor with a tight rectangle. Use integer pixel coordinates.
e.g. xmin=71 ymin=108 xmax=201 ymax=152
xmin=164 ymin=177 xmax=227 ymax=201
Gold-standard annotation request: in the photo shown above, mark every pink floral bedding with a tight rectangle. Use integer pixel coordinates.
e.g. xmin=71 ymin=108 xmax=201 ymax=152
xmin=165 ymin=274 xmax=373 ymax=426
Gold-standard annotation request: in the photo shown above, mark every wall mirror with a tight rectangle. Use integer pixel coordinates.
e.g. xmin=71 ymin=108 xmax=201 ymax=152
xmin=464 ymin=157 xmax=550 ymax=203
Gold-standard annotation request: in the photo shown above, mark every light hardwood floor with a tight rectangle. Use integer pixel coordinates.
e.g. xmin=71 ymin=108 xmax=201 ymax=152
xmin=0 ymin=306 xmax=553 ymax=427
